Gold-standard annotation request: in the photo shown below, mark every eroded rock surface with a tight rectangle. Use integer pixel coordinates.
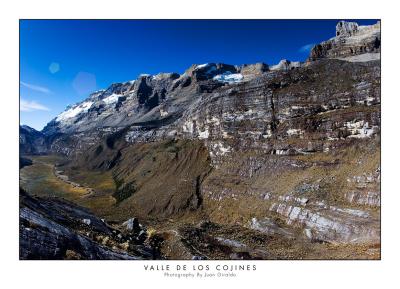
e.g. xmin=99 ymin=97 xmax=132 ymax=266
xmin=19 ymin=189 xmax=155 ymax=260
xmin=309 ymin=21 xmax=380 ymax=61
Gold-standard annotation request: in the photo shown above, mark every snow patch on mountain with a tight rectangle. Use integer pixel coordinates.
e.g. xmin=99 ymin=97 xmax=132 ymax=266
xmin=196 ymin=63 xmax=209 ymax=69
xmin=213 ymin=72 xmax=244 ymax=83
xmin=56 ymin=101 xmax=93 ymax=122
xmin=195 ymin=63 xmax=217 ymax=74
xmin=102 ymin=93 xmax=121 ymax=105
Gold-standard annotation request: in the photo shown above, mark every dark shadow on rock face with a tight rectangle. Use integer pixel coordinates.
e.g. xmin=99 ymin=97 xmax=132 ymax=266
xmin=19 ymin=188 xmax=155 ymax=260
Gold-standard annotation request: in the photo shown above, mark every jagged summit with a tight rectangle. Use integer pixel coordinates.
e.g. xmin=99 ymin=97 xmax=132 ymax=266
xmin=336 ymin=21 xmax=359 ymax=37
xmin=309 ymin=20 xmax=380 ymax=61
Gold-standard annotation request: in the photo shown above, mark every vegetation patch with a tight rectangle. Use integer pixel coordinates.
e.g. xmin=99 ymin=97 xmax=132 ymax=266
xmin=113 ymin=179 xmax=136 ymax=204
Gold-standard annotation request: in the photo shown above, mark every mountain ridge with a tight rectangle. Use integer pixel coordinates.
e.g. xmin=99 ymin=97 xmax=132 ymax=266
xmin=38 ymin=21 xmax=380 ymax=140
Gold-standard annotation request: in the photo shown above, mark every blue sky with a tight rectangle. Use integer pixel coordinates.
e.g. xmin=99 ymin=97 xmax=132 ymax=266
xmin=20 ymin=19 xmax=378 ymax=130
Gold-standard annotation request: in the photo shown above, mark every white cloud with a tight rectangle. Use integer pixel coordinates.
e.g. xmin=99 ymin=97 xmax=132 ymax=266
xmin=20 ymin=81 xmax=51 ymax=94
xmin=20 ymin=99 xmax=50 ymax=112
xmin=299 ymin=43 xmax=315 ymax=53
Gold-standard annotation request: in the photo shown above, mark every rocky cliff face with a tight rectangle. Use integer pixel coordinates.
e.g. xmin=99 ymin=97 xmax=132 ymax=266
xmin=309 ymin=21 xmax=380 ymax=61
xmin=21 ymin=21 xmax=381 ymax=258
xmin=20 ymin=188 xmax=158 ymax=260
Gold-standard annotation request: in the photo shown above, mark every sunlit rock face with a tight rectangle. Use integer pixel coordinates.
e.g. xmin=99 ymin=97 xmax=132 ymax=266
xmin=270 ymin=59 xmax=302 ymax=71
xmin=309 ymin=21 xmax=380 ymax=61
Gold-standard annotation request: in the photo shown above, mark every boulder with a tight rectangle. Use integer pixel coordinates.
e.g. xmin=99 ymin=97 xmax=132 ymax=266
xmin=123 ymin=217 xmax=141 ymax=232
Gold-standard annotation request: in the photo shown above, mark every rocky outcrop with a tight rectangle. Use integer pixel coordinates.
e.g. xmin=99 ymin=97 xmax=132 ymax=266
xmin=309 ymin=21 xmax=380 ymax=61
xmin=238 ymin=62 xmax=269 ymax=79
xmin=336 ymin=21 xmax=359 ymax=37
xmin=345 ymin=191 xmax=380 ymax=207
xmin=345 ymin=169 xmax=381 ymax=207
xmin=269 ymin=198 xmax=380 ymax=244
xmin=19 ymin=189 xmax=155 ymax=260
xmin=270 ymin=59 xmax=302 ymax=71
